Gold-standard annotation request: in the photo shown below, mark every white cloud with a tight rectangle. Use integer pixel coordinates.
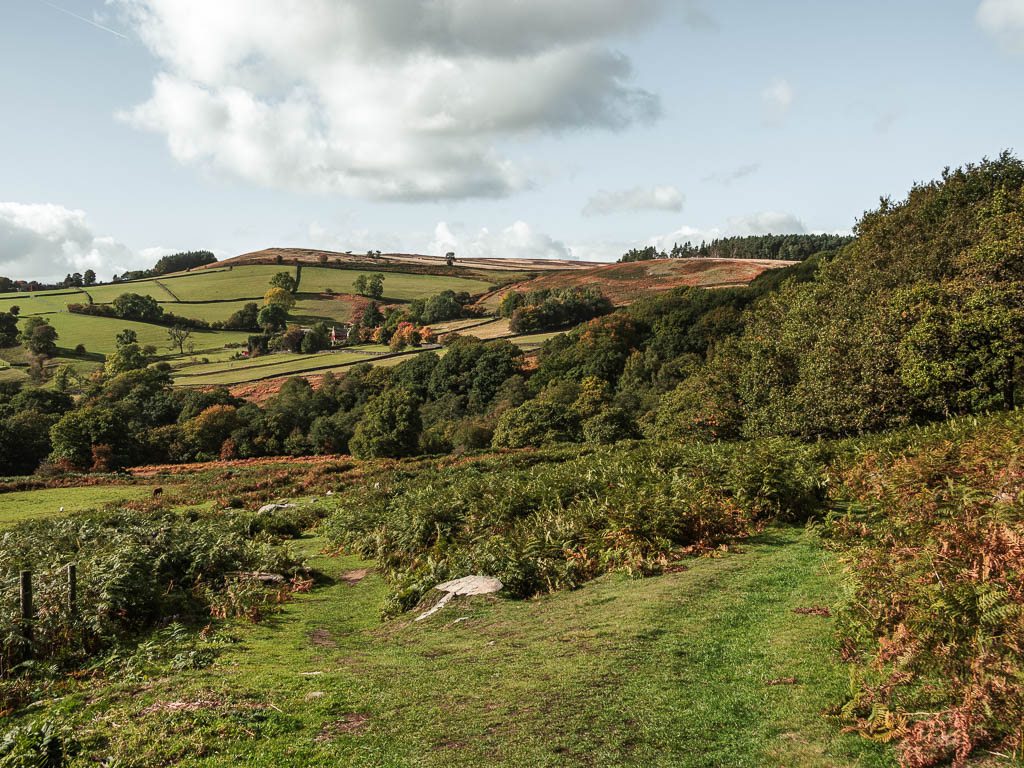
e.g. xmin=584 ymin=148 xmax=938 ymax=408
xmin=428 ymin=221 xmax=574 ymax=260
xmin=306 ymin=220 xmax=403 ymax=254
xmin=582 ymin=184 xmax=684 ymax=216
xmin=114 ymin=0 xmax=665 ymax=201
xmin=977 ymin=0 xmax=1024 ymax=51
xmin=722 ymin=211 xmax=807 ymax=237
xmin=761 ymin=77 xmax=794 ymax=122
xmin=0 ymin=203 xmax=152 ymax=282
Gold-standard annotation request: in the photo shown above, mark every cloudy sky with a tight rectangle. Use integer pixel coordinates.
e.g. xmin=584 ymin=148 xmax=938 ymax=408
xmin=2 ymin=0 xmax=1023 ymax=280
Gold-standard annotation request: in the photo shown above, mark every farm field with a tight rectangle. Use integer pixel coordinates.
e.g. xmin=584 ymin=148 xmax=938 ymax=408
xmin=0 ymin=484 xmax=158 ymax=526
xmin=160 ymin=265 xmax=296 ymax=302
xmin=299 ymin=267 xmax=494 ymax=300
xmin=87 ymin=280 xmax=176 ymax=303
xmin=173 ymin=351 xmax=370 ymax=385
xmin=42 ymin=313 xmax=251 ymax=356
xmin=290 ymin=296 xmax=358 ymax=325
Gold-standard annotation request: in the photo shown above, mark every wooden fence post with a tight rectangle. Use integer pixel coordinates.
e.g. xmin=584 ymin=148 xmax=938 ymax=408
xmin=67 ymin=563 xmax=77 ymax=615
xmin=19 ymin=570 xmax=32 ymax=646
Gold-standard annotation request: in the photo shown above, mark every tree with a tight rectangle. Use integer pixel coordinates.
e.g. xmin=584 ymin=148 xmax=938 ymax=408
xmin=19 ymin=317 xmax=58 ymax=356
xmin=257 ymin=303 xmax=288 ymax=331
xmin=264 ymin=286 xmax=296 ymax=311
xmin=361 ymin=301 xmax=383 ymax=327
xmin=225 ymin=302 xmax=260 ymax=331
xmin=115 ymin=328 xmax=138 ymax=347
xmin=105 ymin=334 xmax=152 ymax=374
xmin=367 ymin=273 xmax=385 ymax=299
xmin=113 ymin=293 xmax=164 ymax=323
xmin=446 ymin=252 xmax=455 ymax=266
xmin=270 ymin=271 xmax=298 ymax=293
xmin=49 ymin=405 xmax=125 ymax=469
xmin=153 ymin=250 xmax=216 ymax=274
xmin=301 ymin=323 xmax=331 ymax=354
xmin=167 ymin=324 xmax=194 ymax=354
xmin=353 ymin=274 xmax=369 ymax=295
xmin=491 ymin=400 xmax=578 ymax=448
xmin=0 ymin=312 xmax=18 ymax=347
xmin=349 ymin=388 xmax=421 ymax=458
xmin=83 ymin=269 xmax=96 ymax=286
xmin=8 ymin=305 xmax=18 ymax=316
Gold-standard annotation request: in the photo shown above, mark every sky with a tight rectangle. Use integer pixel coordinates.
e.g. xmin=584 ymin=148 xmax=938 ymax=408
xmin=1 ymin=0 xmax=1023 ymax=281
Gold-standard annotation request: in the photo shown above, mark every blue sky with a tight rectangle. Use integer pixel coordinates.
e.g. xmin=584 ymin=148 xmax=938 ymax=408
xmin=1 ymin=0 xmax=1022 ymax=281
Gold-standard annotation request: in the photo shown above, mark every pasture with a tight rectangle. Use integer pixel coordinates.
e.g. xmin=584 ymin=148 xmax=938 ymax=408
xmin=299 ymin=267 xmax=494 ymax=300
xmin=0 ymin=484 xmax=157 ymax=526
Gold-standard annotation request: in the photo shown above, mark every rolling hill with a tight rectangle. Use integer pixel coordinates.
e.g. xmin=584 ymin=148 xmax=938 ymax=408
xmin=1 ymin=251 xmax=792 ymax=394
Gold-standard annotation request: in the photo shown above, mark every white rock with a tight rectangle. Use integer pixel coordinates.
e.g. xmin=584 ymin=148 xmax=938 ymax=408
xmin=435 ymin=575 xmax=504 ymax=596
xmin=257 ymin=503 xmax=297 ymax=514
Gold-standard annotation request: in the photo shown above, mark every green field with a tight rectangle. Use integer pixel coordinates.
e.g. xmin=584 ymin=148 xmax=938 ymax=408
xmin=299 ymin=267 xmax=494 ymax=301
xmin=169 ymin=265 xmax=297 ymax=301
xmin=0 ymin=485 xmax=157 ymax=526
xmin=11 ymin=523 xmax=892 ymax=766
xmin=87 ymin=280 xmax=176 ymax=303
xmin=154 ymin=300 xmax=257 ymax=324
xmin=41 ymin=313 xmax=251 ymax=356
xmin=291 ymin=296 xmax=357 ymax=325
xmin=512 ymin=331 xmax=561 ymax=347
xmin=174 ymin=351 xmax=370 ymax=386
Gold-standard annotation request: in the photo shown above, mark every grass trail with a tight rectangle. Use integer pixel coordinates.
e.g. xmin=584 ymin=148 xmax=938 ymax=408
xmin=51 ymin=526 xmax=894 ymax=766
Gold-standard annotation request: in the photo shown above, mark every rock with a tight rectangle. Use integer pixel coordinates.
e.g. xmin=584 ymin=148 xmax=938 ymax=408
xmin=435 ymin=575 xmax=504 ymax=596
xmin=415 ymin=575 xmax=504 ymax=622
xmin=257 ymin=503 xmax=297 ymax=514
xmin=305 ymin=691 xmax=326 ymax=700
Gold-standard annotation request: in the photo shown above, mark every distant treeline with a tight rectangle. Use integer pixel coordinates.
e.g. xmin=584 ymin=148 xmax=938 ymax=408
xmin=0 ymin=251 xmax=216 ymax=294
xmin=619 ymin=233 xmax=855 ymax=263
xmin=114 ymin=250 xmax=217 ymax=282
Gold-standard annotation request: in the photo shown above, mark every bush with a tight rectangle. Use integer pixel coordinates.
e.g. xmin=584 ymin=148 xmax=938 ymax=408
xmin=0 ymin=719 xmax=75 ymax=767
xmin=824 ymin=411 xmax=1024 ymax=766
xmin=0 ymin=508 xmax=305 ymax=679
xmin=324 ymin=441 xmax=825 ymax=616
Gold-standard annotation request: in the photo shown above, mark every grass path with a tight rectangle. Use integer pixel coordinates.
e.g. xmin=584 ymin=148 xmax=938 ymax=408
xmin=53 ymin=526 xmax=894 ymax=766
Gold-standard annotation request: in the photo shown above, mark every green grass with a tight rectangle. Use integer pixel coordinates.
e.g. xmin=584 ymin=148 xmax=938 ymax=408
xmin=291 ymin=296 xmax=357 ymax=325
xmin=0 ymin=288 xmax=86 ymax=302
xmin=25 ymin=525 xmax=894 ymax=766
xmin=512 ymin=331 xmax=561 ymax=346
xmin=38 ymin=314 xmax=251 ymax=356
xmin=0 ymin=485 xmax=156 ymax=526
xmin=155 ymin=300 xmax=259 ymax=324
xmin=175 ymin=351 xmax=364 ymax=378
xmin=87 ymin=280 xmax=176 ymax=304
xmin=169 ymin=265 xmax=296 ymax=302
xmin=300 ymin=267 xmax=494 ymax=302
xmin=175 ymin=352 xmax=370 ymax=386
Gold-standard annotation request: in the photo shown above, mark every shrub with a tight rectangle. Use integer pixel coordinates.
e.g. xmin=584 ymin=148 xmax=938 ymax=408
xmin=825 ymin=411 xmax=1024 ymax=766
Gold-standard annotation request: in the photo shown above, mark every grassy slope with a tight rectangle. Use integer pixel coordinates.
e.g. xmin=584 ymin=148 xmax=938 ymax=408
xmin=300 ymin=267 xmax=494 ymax=300
xmin=0 ymin=485 xmax=156 ymax=526
xmin=47 ymin=526 xmax=892 ymax=767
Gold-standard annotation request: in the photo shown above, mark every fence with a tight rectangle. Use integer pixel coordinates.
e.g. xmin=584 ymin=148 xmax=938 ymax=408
xmin=14 ymin=564 xmax=76 ymax=654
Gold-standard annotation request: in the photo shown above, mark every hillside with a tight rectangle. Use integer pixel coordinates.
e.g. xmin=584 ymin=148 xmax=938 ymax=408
xmin=218 ymin=247 xmax=600 ymax=274
xmin=1 ymin=251 xmax=786 ymax=395
xmin=479 ymin=256 xmax=795 ymax=309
